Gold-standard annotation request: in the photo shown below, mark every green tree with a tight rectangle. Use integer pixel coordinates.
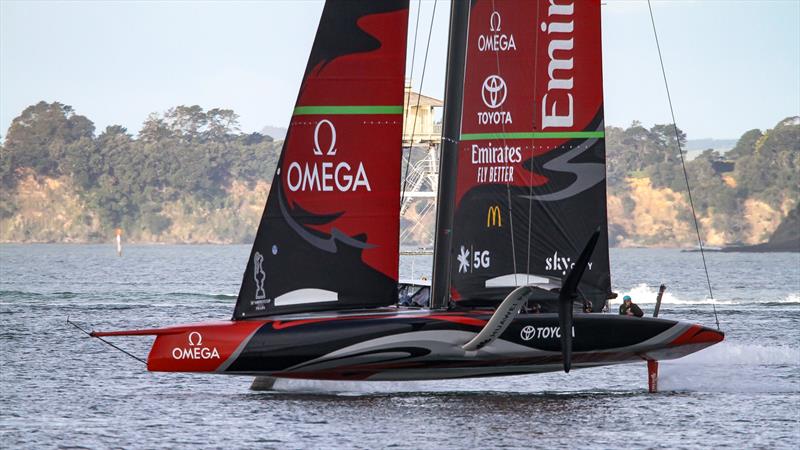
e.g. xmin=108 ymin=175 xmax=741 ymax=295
xmin=732 ymin=117 xmax=799 ymax=208
xmin=2 ymin=101 xmax=284 ymax=238
xmin=726 ymin=128 xmax=762 ymax=160
xmin=3 ymin=101 xmax=95 ymax=178
xmin=205 ymin=108 xmax=240 ymax=141
xmin=164 ymin=105 xmax=207 ymax=141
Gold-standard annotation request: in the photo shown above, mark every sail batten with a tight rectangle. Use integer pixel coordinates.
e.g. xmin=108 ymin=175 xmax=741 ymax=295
xmin=293 ymin=105 xmax=404 ymax=116
xmin=461 ymin=131 xmax=605 ymax=140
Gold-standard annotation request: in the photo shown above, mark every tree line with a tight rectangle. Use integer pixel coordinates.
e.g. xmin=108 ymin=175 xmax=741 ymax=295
xmin=1 ymin=101 xmax=797 ymax=241
xmin=0 ymin=101 xmax=280 ymax=232
xmin=606 ymin=117 xmax=799 ymax=239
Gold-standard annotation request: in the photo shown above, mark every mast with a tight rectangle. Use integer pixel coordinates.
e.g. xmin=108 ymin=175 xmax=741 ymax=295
xmin=431 ymin=0 xmax=470 ymax=310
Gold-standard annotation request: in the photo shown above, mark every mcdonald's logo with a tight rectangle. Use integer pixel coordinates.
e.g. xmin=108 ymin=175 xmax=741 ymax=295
xmin=486 ymin=205 xmax=502 ymax=228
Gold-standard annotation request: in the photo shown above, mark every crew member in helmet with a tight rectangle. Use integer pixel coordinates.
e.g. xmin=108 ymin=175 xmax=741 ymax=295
xmin=619 ymin=295 xmax=644 ymax=317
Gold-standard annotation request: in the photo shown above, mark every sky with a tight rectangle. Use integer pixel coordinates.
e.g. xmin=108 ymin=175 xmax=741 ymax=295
xmin=1 ymin=0 xmax=798 ymax=140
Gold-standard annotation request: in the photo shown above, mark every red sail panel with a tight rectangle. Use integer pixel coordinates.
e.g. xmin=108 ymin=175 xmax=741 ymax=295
xmin=450 ymin=0 xmax=611 ymax=307
xmin=234 ymin=1 xmax=409 ymax=318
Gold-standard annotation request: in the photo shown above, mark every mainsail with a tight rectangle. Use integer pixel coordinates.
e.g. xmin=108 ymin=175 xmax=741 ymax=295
xmin=445 ymin=0 xmax=611 ymax=308
xmin=234 ymin=0 xmax=409 ymax=318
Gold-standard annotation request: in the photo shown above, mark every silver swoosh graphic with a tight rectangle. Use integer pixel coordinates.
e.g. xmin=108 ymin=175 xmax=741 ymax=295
xmin=520 ymin=125 xmax=605 ymax=202
xmin=278 ymin=186 xmax=375 ymax=253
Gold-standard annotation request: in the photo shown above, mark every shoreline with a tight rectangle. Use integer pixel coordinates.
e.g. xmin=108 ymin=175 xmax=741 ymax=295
xmin=2 ymin=241 xmax=796 ymax=252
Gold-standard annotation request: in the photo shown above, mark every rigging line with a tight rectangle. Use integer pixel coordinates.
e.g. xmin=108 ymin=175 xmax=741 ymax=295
xmin=67 ymin=317 xmax=147 ymax=365
xmin=401 ymin=0 xmax=423 ymax=208
xmin=647 ymin=0 xmax=719 ymax=330
xmin=403 ymin=0 xmax=423 ymax=125
xmin=490 ymin=0 xmax=518 ymax=283
xmin=525 ymin=1 xmax=542 ymax=284
xmin=401 ymin=0 xmax=438 ymax=207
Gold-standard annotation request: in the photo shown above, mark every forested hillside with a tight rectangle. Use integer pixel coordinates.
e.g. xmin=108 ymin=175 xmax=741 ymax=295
xmin=605 ymin=117 xmax=798 ymax=246
xmin=0 ymin=102 xmax=280 ymax=243
xmin=0 ymin=101 xmax=797 ymax=247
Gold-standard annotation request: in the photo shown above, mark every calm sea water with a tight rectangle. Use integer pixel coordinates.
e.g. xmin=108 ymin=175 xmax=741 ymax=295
xmin=1 ymin=244 xmax=798 ymax=448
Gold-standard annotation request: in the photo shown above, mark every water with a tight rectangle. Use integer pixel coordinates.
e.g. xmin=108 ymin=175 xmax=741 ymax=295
xmin=1 ymin=245 xmax=798 ymax=448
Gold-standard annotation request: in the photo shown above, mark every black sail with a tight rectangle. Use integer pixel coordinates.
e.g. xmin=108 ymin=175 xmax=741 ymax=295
xmin=234 ymin=0 xmax=409 ymax=319
xmin=446 ymin=0 xmax=612 ymax=310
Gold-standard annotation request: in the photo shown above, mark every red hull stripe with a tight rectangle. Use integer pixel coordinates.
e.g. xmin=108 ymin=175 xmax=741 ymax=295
xmin=669 ymin=325 xmax=724 ymax=347
xmin=271 ymin=312 xmax=489 ymax=330
xmin=427 ymin=315 xmax=487 ymax=327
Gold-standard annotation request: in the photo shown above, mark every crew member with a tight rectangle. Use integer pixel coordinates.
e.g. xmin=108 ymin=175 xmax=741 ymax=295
xmin=411 ymin=286 xmax=430 ymax=308
xmin=619 ymin=295 xmax=643 ymax=317
xmin=526 ymin=302 xmax=542 ymax=314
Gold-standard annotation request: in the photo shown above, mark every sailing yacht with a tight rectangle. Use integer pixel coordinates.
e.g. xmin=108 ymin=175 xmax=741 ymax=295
xmin=92 ymin=0 xmax=723 ymax=390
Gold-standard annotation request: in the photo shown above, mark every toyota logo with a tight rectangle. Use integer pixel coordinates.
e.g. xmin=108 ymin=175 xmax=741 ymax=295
xmin=520 ymin=326 xmax=535 ymax=341
xmin=481 ymin=75 xmax=507 ymax=109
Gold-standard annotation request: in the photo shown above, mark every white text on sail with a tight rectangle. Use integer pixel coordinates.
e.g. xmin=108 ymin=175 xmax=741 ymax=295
xmin=541 ymin=1 xmax=575 ymax=129
xmin=286 ymin=119 xmax=372 ymax=192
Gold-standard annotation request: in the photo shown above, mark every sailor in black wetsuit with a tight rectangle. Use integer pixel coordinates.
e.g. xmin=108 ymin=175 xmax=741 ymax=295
xmin=619 ymin=295 xmax=644 ymax=317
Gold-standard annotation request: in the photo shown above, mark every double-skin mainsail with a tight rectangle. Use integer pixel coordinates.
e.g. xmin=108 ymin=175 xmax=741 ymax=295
xmin=437 ymin=0 xmax=611 ymax=310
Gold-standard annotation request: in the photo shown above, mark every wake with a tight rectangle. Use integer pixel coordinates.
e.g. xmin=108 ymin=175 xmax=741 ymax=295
xmin=659 ymin=342 xmax=800 ymax=393
xmin=612 ymin=283 xmax=800 ymax=306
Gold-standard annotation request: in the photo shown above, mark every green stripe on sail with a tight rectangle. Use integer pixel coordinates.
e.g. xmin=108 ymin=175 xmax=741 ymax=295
xmin=293 ymin=105 xmax=403 ymax=116
xmin=460 ymin=131 xmax=605 ymax=141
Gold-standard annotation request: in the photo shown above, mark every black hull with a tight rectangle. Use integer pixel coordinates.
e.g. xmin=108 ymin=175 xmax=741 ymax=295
xmin=106 ymin=309 xmax=722 ymax=381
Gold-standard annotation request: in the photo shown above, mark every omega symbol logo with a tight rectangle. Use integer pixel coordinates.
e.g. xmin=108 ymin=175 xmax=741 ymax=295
xmin=481 ymin=75 xmax=507 ymax=109
xmin=313 ymin=119 xmax=337 ymax=156
xmin=489 ymin=11 xmax=501 ymax=32
xmin=188 ymin=331 xmax=203 ymax=346
xmin=520 ymin=326 xmax=535 ymax=341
